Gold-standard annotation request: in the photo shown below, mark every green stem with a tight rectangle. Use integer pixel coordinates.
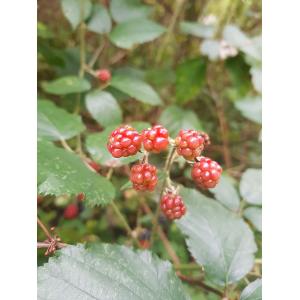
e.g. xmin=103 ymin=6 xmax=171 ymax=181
xmin=174 ymin=263 xmax=200 ymax=271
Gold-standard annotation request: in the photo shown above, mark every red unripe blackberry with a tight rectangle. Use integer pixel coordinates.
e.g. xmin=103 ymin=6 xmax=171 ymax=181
xmin=191 ymin=156 xmax=222 ymax=189
xmin=142 ymin=125 xmax=169 ymax=153
xmin=160 ymin=192 xmax=186 ymax=220
xmin=76 ymin=192 xmax=85 ymax=202
xmin=130 ymin=163 xmax=158 ymax=191
xmin=63 ymin=203 xmax=79 ymax=220
xmin=107 ymin=125 xmax=142 ymax=158
xmin=175 ymin=129 xmax=209 ymax=160
xmin=96 ymin=69 xmax=111 ymax=83
xmin=88 ymin=160 xmax=101 ymax=172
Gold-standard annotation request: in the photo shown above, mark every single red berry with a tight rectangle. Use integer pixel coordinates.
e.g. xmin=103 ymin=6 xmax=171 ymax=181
xmin=130 ymin=163 xmax=158 ymax=191
xmin=175 ymin=129 xmax=209 ymax=160
xmin=76 ymin=192 xmax=85 ymax=202
xmin=139 ymin=239 xmax=151 ymax=249
xmin=142 ymin=125 xmax=169 ymax=153
xmin=191 ymin=156 xmax=222 ymax=189
xmin=160 ymin=192 xmax=186 ymax=220
xmin=96 ymin=69 xmax=111 ymax=83
xmin=107 ymin=125 xmax=142 ymax=158
xmin=63 ymin=204 xmax=79 ymax=220
xmin=88 ymin=160 xmax=101 ymax=172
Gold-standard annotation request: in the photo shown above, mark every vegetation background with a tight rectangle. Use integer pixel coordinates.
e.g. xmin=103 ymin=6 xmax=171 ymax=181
xmin=37 ymin=0 xmax=262 ymax=299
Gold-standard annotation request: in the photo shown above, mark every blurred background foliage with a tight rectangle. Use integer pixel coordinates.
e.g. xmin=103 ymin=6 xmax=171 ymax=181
xmin=37 ymin=0 xmax=261 ymax=299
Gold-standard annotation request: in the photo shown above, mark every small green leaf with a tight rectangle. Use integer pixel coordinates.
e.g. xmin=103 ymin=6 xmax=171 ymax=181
xmin=240 ymin=279 xmax=262 ymax=300
xmin=110 ymin=75 xmax=162 ymax=105
xmin=109 ymin=19 xmax=165 ymax=49
xmin=110 ymin=0 xmax=152 ymax=23
xmin=159 ymin=105 xmax=203 ymax=137
xmin=38 ymin=100 xmax=85 ymax=141
xmin=87 ymin=4 xmax=112 ymax=34
xmin=176 ymin=58 xmax=207 ymax=103
xmin=240 ymin=169 xmax=262 ymax=205
xmin=38 ymin=244 xmax=190 ymax=300
xmin=176 ymin=188 xmax=257 ymax=286
xmin=244 ymin=207 xmax=262 ymax=232
xmin=38 ymin=141 xmax=115 ymax=206
xmin=235 ymin=96 xmax=262 ymax=124
xmin=180 ymin=21 xmax=215 ymax=39
xmin=42 ymin=76 xmax=91 ymax=95
xmin=209 ymin=174 xmax=240 ymax=211
xmin=85 ymin=90 xmax=122 ymax=127
xmin=61 ymin=0 xmax=92 ymax=30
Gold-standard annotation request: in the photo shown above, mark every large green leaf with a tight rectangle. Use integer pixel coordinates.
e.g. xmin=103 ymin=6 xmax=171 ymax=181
xmin=240 ymin=169 xmax=262 ymax=205
xmin=61 ymin=0 xmax=92 ymax=30
xmin=85 ymin=90 xmax=122 ymax=127
xmin=180 ymin=22 xmax=215 ymax=39
xmin=176 ymin=58 xmax=207 ymax=103
xmin=87 ymin=4 xmax=112 ymax=34
xmin=209 ymin=174 xmax=240 ymax=211
xmin=38 ymin=244 xmax=190 ymax=300
xmin=38 ymin=141 xmax=115 ymax=206
xmin=159 ymin=105 xmax=203 ymax=137
xmin=110 ymin=0 xmax=152 ymax=23
xmin=85 ymin=122 xmax=150 ymax=167
xmin=38 ymin=100 xmax=85 ymax=141
xmin=244 ymin=207 xmax=262 ymax=232
xmin=235 ymin=96 xmax=262 ymax=124
xmin=240 ymin=279 xmax=262 ymax=300
xmin=42 ymin=76 xmax=91 ymax=95
xmin=176 ymin=188 xmax=257 ymax=286
xmin=109 ymin=19 xmax=165 ymax=49
xmin=110 ymin=75 xmax=162 ymax=105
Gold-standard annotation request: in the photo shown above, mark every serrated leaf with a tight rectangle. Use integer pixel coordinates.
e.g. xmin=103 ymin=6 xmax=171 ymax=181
xmin=159 ymin=105 xmax=203 ymax=137
xmin=61 ymin=0 xmax=92 ymax=30
xmin=85 ymin=122 xmax=150 ymax=167
xmin=240 ymin=169 xmax=262 ymax=205
xmin=240 ymin=279 xmax=262 ymax=300
xmin=209 ymin=175 xmax=240 ymax=211
xmin=42 ymin=76 xmax=91 ymax=95
xmin=244 ymin=207 xmax=262 ymax=232
xmin=109 ymin=19 xmax=165 ymax=49
xmin=87 ymin=4 xmax=112 ymax=34
xmin=38 ymin=141 xmax=115 ymax=206
xmin=85 ymin=90 xmax=122 ymax=127
xmin=176 ymin=58 xmax=206 ymax=103
xmin=110 ymin=0 xmax=152 ymax=23
xmin=235 ymin=96 xmax=262 ymax=124
xmin=180 ymin=21 xmax=215 ymax=39
xmin=38 ymin=243 xmax=190 ymax=300
xmin=110 ymin=75 xmax=162 ymax=105
xmin=176 ymin=188 xmax=257 ymax=286
xmin=38 ymin=100 xmax=85 ymax=141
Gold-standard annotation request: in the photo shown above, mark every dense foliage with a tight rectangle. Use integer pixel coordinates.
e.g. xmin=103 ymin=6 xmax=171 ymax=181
xmin=37 ymin=0 xmax=262 ymax=299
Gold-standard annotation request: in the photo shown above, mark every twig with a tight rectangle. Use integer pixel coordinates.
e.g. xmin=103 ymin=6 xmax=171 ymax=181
xmin=37 ymin=241 xmax=68 ymax=249
xmin=60 ymin=139 xmax=74 ymax=152
xmin=37 ymin=217 xmax=52 ymax=241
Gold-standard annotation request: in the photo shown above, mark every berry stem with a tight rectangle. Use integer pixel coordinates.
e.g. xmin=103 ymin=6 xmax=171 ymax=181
xmin=37 ymin=216 xmax=52 ymax=241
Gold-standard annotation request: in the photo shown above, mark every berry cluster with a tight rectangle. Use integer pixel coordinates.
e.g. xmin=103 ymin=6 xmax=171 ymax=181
xmin=160 ymin=191 xmax=186 ymax=220
xmin=96 ymin=69 xmax=111 ymax=84
xmin=142 ymin=125 xmax=169 ymax=153
xmin=130 ymin=163 xmax=158 ymax=191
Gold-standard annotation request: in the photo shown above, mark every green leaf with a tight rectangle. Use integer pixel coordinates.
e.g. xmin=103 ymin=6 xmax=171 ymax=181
xmin=240 ymin=169 xmax=262 ymax=205
xmin=42 ymin=76 xmax=91 ymax=95
xmin=240 ymin=279 xmax=262 ymax=300
xmin=85 ymin=122 xmax=150 ymax=167
xmin=159 ymin=105 xmax=203 ymax=137
xmin=244 ymin=207 xmax=262 ymax=232
xmin=61 ymin=0 xmax=92 ymax=30
xmin=87 ymin=4 xmax=112 ymax=34
xmin=110 ymin=0 xmax=152 ymax=23
xmin=201 ymin=39 xmax=220 ymax=61
xmin=110 ymin=75 xmax=162 ymax=105
xmin=109 ymin=19 xmax=165 ymax=49
xmin=176 ymin=58 xmax=206 ymax=103
xmin=180 ymin=21 xmax=215 ymax=39
xmin=235 ymin=96 xmax=262 ymax=124
xmin=176 ymin=188 xmax=257 ymax=286
xmin=38 ymin=141 xmax=115 ymax=206
xmin=38 ymin=100 xmax=85 ymax=141
xmin=85 ymin=90 xmax=122 ymax=127
xmin=250 ymin=67 xmax=262 ymax=93
xmin=209 ymin=175 xmax=240 ymax=211
xmin=38 ymin=243 xmax=190 ymax=300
